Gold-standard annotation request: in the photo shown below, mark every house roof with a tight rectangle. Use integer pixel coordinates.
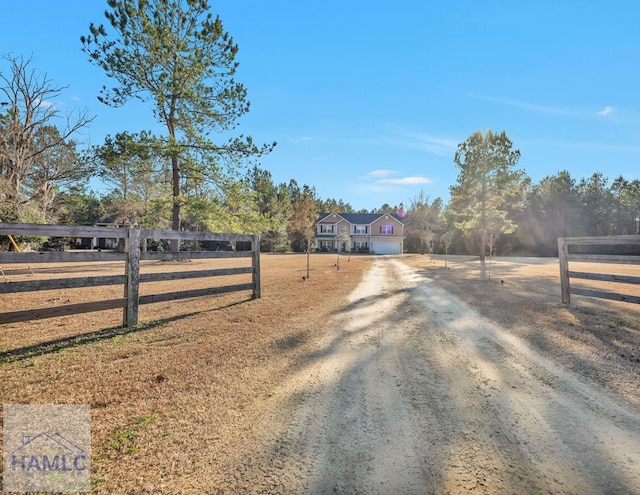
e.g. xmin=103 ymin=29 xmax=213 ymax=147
xmin=317 ymin=212 xmax=404 ymax=224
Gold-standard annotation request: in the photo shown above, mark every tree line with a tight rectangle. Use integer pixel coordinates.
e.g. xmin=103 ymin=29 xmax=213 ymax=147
xmin=405 ymin=130 xmax=640 ymax=259
xmin=1 ymin=1 xmax=638 ymax=256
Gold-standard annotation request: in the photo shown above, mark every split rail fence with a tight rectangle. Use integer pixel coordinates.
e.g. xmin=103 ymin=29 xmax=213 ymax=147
xmin=0 ymin=223 xmax=260 ymax=327
xmin=558 ymin=235 xmax=640 ymax=305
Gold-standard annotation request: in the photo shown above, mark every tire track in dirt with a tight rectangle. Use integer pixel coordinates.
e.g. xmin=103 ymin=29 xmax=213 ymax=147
xmin=392 ymin=258 xmax=640 ymax=494
xmin=221 ymin=258 xmax=640 ymax=494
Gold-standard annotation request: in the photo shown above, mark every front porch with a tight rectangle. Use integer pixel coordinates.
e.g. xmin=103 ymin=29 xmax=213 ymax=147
xmin=316 ymin=239 xmax=370 ymax=253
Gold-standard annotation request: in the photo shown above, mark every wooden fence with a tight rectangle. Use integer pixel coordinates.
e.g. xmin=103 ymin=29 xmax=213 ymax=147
xmin=0 ymin=223 xmax=260 ymax=327
xmin=558 ymin=235 xmax=640 ymax=305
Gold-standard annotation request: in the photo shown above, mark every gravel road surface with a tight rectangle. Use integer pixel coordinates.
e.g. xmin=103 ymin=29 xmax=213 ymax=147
xmin=224 ymin=257 xmax=640 ymax=494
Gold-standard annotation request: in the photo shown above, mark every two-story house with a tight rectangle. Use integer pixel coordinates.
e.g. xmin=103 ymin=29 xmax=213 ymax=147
xmin=315 ymin=212 xmax=404 ymax=255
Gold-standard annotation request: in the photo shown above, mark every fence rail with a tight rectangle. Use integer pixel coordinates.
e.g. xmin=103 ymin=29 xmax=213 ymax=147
xmin=0 ymin=222 xmax=260 ymax=327
xmin=558 ymin=235 xmax=640 ymax=305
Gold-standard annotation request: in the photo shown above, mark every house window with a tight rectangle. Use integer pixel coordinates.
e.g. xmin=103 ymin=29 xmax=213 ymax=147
xmin=380 ymin=225 xmax=394 ymax=234
xmin=319 ymin=240 xmax=333 ymax=251
xmin=354 ymin=225 xmax=367 ymax=234
xmin=320 ymin=224 xmax=334 ymax=234
xmin=354 ymin=241 xmax=368 ymax=251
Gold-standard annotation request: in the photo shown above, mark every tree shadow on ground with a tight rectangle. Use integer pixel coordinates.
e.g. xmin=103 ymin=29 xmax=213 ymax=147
xmin=0 ymin=299 xmax=250 ymax=365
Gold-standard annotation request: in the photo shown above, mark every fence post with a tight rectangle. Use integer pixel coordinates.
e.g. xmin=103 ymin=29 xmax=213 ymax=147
xmin=558 ymin=237 xmax=570 ymax=305
xmin=124 ymin=228 xmax=141 ymax=326
xmin=252 ymin=234 xmax=261 ymax=299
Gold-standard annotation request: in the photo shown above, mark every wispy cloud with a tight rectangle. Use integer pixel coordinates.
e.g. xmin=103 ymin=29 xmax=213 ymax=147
xmin=360 ymin=168 xmax=433 ymax=195
xmin=367 ymin=169 xmax=399 ymax=178
xmin=378 ymin=176 xmax=432 ymax=185
xmin=596 ymin=106 xmax=613 ymax=117
xmin=531 ymin=136 xmax=640 ymax=153
xmin=383 ymin=125 xmax=458 ymax=156
xmin=467 ymin=93 xmax=576 ymax=116
xmin=291 ymin=136 xmax=312 ymax=143
xmin=360 ymin=183 xmax=392 ymax=193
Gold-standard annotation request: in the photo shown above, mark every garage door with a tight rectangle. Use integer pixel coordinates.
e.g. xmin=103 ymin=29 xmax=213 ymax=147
xmin=371 ymin=242 xmax=401 ymax=254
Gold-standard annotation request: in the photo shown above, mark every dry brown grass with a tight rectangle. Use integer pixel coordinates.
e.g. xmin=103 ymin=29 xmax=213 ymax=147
xmin=1 ymin=253 xmax=371 ymax=493
xmin=1 ymin=253 xmax=639 ymax=493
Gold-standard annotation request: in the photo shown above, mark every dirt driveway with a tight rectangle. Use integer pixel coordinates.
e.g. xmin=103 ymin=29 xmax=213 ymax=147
xmin=222 ymin=257 xmax=640 ymax=494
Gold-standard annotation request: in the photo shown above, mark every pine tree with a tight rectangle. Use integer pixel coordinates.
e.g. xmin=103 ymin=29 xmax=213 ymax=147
xmin=82 ymin=0 xmax=274 ymax=241
xmin=449 ymin=129 xmax=527 ymax=264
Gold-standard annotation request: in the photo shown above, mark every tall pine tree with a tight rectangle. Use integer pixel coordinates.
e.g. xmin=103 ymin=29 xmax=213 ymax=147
xmin=449 ymin=129 xmax=527 ymax=264
xmin=82 ymin=0 xmax=274 ymax=242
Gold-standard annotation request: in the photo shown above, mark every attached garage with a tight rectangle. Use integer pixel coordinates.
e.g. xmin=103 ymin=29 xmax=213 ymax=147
xmin=315 ymin=212 xmax=404 ymax=255
xmin=371 ymin=242 xmax=402 ymax=255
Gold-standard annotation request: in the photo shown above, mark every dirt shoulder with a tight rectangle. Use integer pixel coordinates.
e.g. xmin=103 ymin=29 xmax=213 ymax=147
xmin=400 ymin=254 xmax=640 ymax=407
xmin=1 ymin=253 xmax=372 ymax=493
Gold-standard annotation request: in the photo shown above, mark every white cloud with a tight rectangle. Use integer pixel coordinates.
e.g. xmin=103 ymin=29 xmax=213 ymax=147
xmin=367 ymin=169 xmax=399 ymax=178
xmin=378 ymin=176 xmax=432 ymax=185
xmin=35 ymin=98 xmax=56 ymax=109
xmin=596 ymin=106 xmax=613 ymax=117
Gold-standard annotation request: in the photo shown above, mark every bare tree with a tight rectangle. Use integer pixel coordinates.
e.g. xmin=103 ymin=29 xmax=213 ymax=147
xmin=26 ymin=126 xmax=89 ymax=221
xmin=336 ymin=224 xmax=350 ymax=270
xmin=404 ymin=191 xmax=443 ymax=254
xmin=441 ymin=230 xmax=454 ymax=268
xmin=0 ymin=54 xmax=93 ymax=220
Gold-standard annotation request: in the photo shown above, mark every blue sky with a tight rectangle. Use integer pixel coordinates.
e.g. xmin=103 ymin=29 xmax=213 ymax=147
xmin=2 ymin=1 xmax=639 ymax=211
